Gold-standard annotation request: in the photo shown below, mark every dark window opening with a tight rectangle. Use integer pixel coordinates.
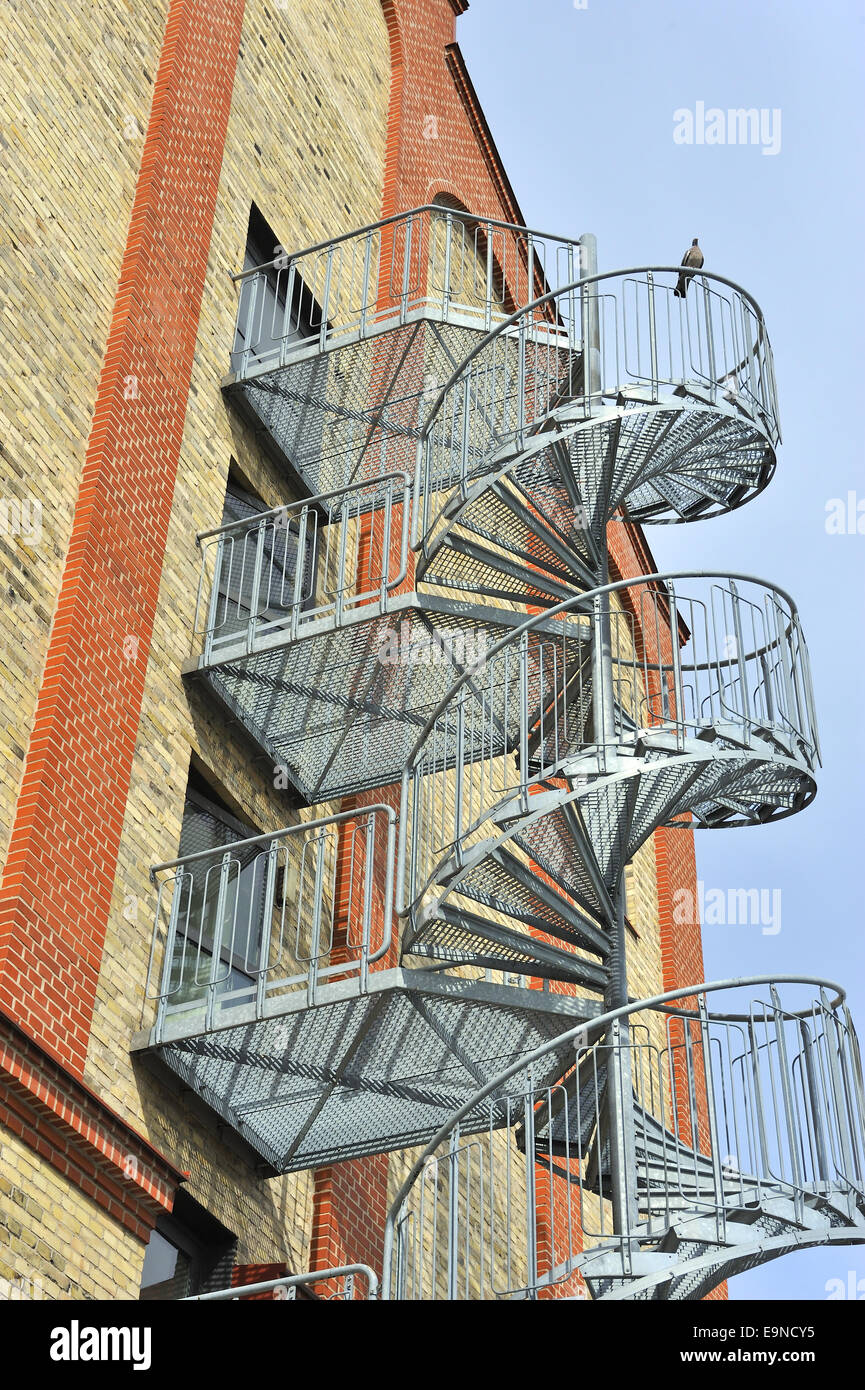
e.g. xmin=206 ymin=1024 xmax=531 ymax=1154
xmin=232 ymin=204 xmax=324 ymax=368
xmin=166 ymin=768 xmax=268 ymax=1010
xmin=213 ymin=473 xmax=320 ymax=646
xmin=140 ymin=1191 xmax=236 ymax=1301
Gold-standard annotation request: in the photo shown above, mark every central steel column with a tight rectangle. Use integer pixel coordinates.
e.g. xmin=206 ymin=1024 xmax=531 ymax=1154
xmin=581 ymin=232 xmax=639 ymax=1252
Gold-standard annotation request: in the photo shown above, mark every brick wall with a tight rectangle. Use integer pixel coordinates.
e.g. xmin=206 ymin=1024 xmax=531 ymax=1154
xmin=0 ymin=0 xmax=170 ymax=874
xmin=0 ymin=0 xmax=720 ymax=1302
xmin=87 ymin=0 xmax=392 ymax=1285
xmin=0 ymin=0 xmax=391 ymax=1296
xmin=0 ymin=0 xmax=247 ymax=1078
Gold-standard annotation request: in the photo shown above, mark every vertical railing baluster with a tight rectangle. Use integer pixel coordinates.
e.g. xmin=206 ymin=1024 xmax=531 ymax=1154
xmin=307 ymin=832 xmax=327 ymax=1007
xmin=441 ymin=212 xmax=453 ymax=323
xmin=799 ymin=1016 xmax=830 ymax=1182
xmin=728 ymin=580 xmax=752 ymax=728
xmin=256 ymin=842 xmax=279 ymax=1020
xmin=246 ymin=520 xmax=266 ymax=656
xmin=319 ymin=246 xmax=334 ymax=352
xmin=400 ymin=216 xmax=413 ymax=325
xmin=360 ymin=229 xmax=373 ymax=337
xmin=769 ymin=985 xmax=804 ymax=1216
xmin=205 ymin=853 xmax=232 ymax=1033
xmin=697 ymin=995 xmax=727 ymax=1244
xmin=523 ymin=1080 xmax=538 ymax=1299
xmin=646 ymin=271 xmax=659 ymax=402
xmin=485 ymin=223 xmax=494 ymax=331
xmin=701 ymin=277 xmax=717 ymax=397
xmin=203 ymin=536 xmax=224 ymax=665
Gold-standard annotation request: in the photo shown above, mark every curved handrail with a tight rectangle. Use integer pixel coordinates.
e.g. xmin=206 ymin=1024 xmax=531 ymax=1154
xmin=183 ymin=1263 xmax=379 ymax=1301
xmin=418 ymin=265 xmax=772 ymax=439
xmin=381 ymin=973 xmax=847 ymax=1297
xmin=402 ymin=569 xmax=810 ymax=774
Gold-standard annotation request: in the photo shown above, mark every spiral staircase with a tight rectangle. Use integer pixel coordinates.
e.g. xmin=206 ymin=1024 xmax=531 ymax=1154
xmin=136 ymin=207 xmax=865 ymax=1298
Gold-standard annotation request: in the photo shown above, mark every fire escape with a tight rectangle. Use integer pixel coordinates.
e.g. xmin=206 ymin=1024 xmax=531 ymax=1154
xmin=136 ymin=207 xmax=865 ymax=1299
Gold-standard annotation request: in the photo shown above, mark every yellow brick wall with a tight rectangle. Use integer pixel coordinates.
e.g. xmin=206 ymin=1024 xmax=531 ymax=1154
xmin=0 ymin=0 xmax=170 ymax=869
xmin=79 ymin=0 xmax=391 ymax=1286
xmin=0 ymin=1125 xmax=143 ymax=1301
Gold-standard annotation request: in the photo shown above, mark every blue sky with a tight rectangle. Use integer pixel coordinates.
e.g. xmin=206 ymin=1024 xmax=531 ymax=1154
xmin=460 ymin=0 xmax=865 ymax=1301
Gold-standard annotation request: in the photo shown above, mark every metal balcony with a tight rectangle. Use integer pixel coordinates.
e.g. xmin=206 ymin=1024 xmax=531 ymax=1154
xmin=384 ymin=978 xmax=865 ymax=1300
xmin=184 ymin=469 xmax=597 ymax=801
xmin=135 ymin=805 xmax=594 ymax=1174
xmin=223 ymin=205 xmax=585 ymax=498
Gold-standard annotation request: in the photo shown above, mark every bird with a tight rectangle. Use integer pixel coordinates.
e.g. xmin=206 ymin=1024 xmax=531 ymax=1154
xmin=674 ymin=239 xmax=704 ymax=297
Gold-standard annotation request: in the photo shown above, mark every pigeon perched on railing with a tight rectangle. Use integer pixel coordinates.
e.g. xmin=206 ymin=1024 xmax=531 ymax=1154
xmin=674 ymin=239 xmax=703 ymax=298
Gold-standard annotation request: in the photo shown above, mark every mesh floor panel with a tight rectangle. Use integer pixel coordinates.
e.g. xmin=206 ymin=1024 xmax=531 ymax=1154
xmin=143 ymin=972 xmax=591 ymax=1172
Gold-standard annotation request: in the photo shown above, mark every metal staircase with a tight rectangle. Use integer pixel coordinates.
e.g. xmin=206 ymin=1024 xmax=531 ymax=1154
xmin=384 ymin=978 xmax=865 ymax=1301
xmin=137 ymin=206 xmax=865 ymax=1297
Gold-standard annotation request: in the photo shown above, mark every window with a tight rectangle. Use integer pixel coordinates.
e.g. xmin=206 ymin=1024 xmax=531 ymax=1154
xmin=217 ymin=475 xmax=319 ymax=633
xmin=167 ymin=769 xmax=269 ymax=1010
xmin=140 ymin=1192 xmax=236 ymax=1301
xmin=232 ymin=205 xmax=322 ymax=369
xmin=208 ymin=474 xmax=320 ymax=655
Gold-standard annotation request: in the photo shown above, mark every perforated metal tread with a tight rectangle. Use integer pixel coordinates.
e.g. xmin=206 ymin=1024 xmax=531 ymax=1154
xmin=136 ymin=969 xmax=597 ymax=1173
xmin=193 ymin=597 xmax=589 ymax=802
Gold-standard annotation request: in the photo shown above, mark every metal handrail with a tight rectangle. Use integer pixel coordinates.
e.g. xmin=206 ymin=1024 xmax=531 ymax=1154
xmin=145 ymin=806 xmax=398 ymax=1038
xmin=417 ymin=265 xmax=772 ymax=439
xmin=402 ymin=569 xmax=814 ymax=773
xmin=395 ymin=569 xmax=818 ymax=927
xmin=191 ymin=472 xmax=412 ymax=661
xmin=182 ymin=1263 xmax=379 ymax=1301
xmin=382 ymin=975 xmax=854 ymax=1300
xmin=231 ymin=204 xmax=584 ymax=283
xmin=410 ymin=263 xmax=778 ymax=545
xmin=229 ymin=205 xmax=584 ymax=381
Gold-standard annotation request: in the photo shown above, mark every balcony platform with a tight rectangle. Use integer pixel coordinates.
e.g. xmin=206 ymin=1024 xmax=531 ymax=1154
xmin=185 ymin=594 xmax=590 ymax=801
xmin=224 ymin=313 xmax=543 ymax=501
xmin=133 ymin=968 xmax=597 ymax=1175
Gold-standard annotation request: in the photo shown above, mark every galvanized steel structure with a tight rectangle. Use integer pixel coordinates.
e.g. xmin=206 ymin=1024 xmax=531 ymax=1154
xmin=137 ymin=207 xmax=865 ymax=1297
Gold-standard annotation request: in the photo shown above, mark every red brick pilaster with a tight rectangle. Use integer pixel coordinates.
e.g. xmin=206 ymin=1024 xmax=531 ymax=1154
xmin=0 ymin=0 xmax=246 ymax=1078
xmin=0 ymin=1010 xmax=182 ymax=1242
xmin=309 ymin=1161 xmax=389 ymax=1299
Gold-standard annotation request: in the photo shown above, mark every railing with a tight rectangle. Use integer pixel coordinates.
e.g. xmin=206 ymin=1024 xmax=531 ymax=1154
xmin=145 ymin=807 xmax=397 ymax=1042
xmin=182 ymin=1264 xmax=379 ymax=1301
xmin=399 ymin=572 xmax=819 ymax=918
xmin=384 ymin=977 xmax=865 ymax=1300
xmin=193 ymin=474 xmax=411 ymax=663
xmin=229 ymin=205 xmax=585 ymax=379
xmin=418 ymin=267 xmax=779 ymax=533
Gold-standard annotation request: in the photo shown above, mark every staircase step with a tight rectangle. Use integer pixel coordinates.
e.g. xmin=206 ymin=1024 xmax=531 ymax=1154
xmin=406 ymin=904 xmax=608 ymax=989
xmin=444 ymin=843 xmax=609 ymax=955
